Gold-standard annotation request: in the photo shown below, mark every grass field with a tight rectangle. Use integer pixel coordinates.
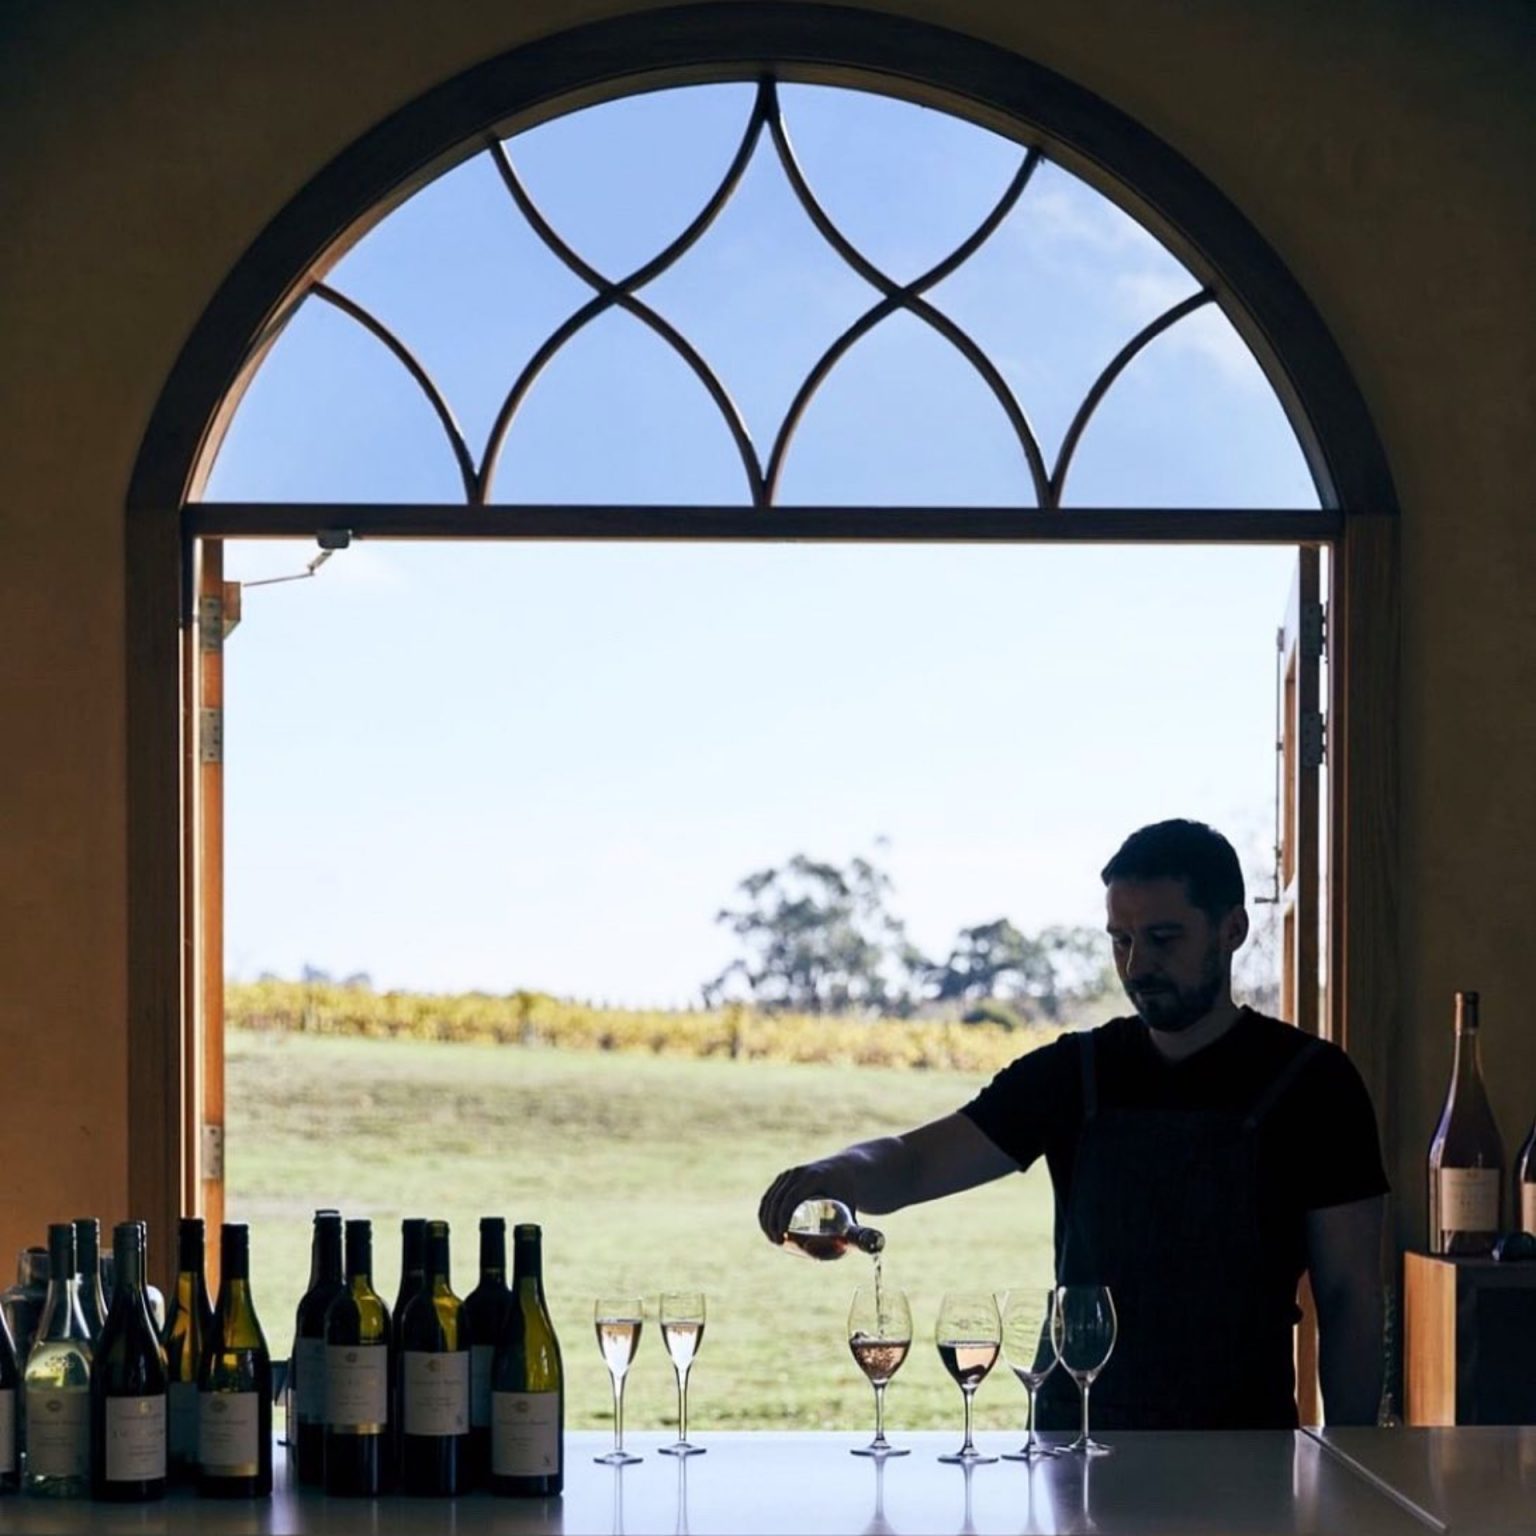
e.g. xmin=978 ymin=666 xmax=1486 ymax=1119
xmin=227 ymin=1028 xmax=1058 ymax=1435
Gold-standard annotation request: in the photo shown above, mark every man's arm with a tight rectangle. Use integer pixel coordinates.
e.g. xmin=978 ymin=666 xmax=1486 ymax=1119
xmin=757 ymin=1113 xmax=1018 ymax=1244
xmin=1306 ymin=1195 xmax=1385 ymax=1426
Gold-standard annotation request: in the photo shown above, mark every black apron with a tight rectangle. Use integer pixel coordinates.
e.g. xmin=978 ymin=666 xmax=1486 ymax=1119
xmin=1034 ymin=1028 xmax=1323 ymax=1431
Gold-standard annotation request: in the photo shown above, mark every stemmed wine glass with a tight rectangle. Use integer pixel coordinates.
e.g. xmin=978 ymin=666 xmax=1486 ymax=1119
xmin=594 ymin=1295 xmax=645 ymax=1466
xmin=659 ymin=1290 xmax=707 ymax=1457
xmin=935 ymin=1290 xmax=1001 ymax=1465
xmin=1000 ymin=1287 xmax=1061 ymax=1461
xmin=1051 ymin=1284 xmax=1117 ymax=1456
xmin=847 ymin=1280 xmax=912 ymax=1458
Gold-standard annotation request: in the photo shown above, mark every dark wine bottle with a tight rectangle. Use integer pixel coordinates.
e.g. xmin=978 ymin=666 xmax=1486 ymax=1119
xmin=323 ymin=1219 xmax=391 ymax=1498
xmin=160 ymin=1217 xmax=213 ymax=1485
xmin=198 ymin=1224 xmax=272 ymax=1499
xmin=290 ymin=1210 xmax=343 ymax=1487
xmin=397 ymin=1220 xmax=467 ymax=1496
xmin=391 ymin=1217 xmax=427 ymax=1476
xmin=1518 ymin=1114 xmax=1536 ymax=1237
xmin=90 ymin=1222 xmax=168 ymax=1502
xmin=0 ymin=1299 xmax=18 ymax=1494
xmin=73 ymin=1218 xmax=109 ymax=1346
xmin=1427 ymin=991 xmax=1505 ymax=1255
xmin=490 ymin=1224 xmax=564 ymax=1498
xmin=461 ymin=1216 xmax=510 ymax=1489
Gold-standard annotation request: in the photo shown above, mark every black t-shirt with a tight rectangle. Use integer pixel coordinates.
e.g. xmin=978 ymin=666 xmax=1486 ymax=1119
xmin=959 ymin=1008 xmax=1389 ymax=1308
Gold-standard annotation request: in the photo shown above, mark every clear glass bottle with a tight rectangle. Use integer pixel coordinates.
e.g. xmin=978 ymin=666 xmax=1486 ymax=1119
xmin=89 ymin=1222 xmax=169 ymax=1502
xmin=23 ymin=1223 xmax=94 ymax=1497
xmin=1427 ymin=991 xmax=1505 ymax=1256
xmin=781 ymin=1199 xmax=885 ymax=1261
xmin=1 ymin=1248 xmax=50 ymax=1367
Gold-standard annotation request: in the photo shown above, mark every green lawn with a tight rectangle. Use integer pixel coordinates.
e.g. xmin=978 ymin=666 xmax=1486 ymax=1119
xmin=227 ymin=1029 xmax=1057 ymax=1434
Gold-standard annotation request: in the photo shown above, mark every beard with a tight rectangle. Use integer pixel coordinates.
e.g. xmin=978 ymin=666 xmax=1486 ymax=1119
xmin=1124 ymin=946 xmax=1226 ymax=1033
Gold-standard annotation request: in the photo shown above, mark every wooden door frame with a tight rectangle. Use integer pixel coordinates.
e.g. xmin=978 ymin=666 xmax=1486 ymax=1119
xmin=120 ymin=4 xmax=1400 ymax=1295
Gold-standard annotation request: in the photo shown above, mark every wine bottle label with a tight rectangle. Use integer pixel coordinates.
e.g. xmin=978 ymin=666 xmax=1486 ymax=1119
xmin=1439 ymin=1167 xmax=1500 ymax=1231
xmin=403 ymin=1350 xmax=469 ymax=1437
xmin=1523 ymin=1183 xmax=1536 ymax=1236
xmin=471 ymin=1344 xmax=495 ymax=1428
xmin=199 ymin=1390 xmax=261 ymax=1476
xmin=294 ymin=1336 xmax=327 ymax=1422
xmin=24 ymin=1386 xmax=88 ymax=1477
xmin=0 ymin=1388 xmax=15 ymax=1475
xmin=169 ymin=1380 xmax=199 ymax=1460
xmin=326 ymin=1344 xmax=388 ymax=1432
xmin=492 ymin=1391 xmax=560 ymax=1476
xmin=105 ymin=1394 xmax=167 ymax=1482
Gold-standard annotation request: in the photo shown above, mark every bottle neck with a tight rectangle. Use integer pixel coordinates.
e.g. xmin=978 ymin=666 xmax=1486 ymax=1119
xmin=479 ymin=1223 xmax=506 ymax=1283
xmin=73 ymin=1220 xmax=100 ymax=1285
xmin=1452 ymin=1025 xmax=1483 ymax=1085
xmin=400 ymin=1222 xmax=426 ymax=1286
xmin=112 ymin=1226 xmax=146 ymax=1296
xmin=220 ymin=1226 xmax=250 ymax=1284
xmin=346 ymin=1222 xmax=374 ymax=1286
xmin=512 ymin=1232 xmax=544 ymax=1294
xmin=176 ymin=1220 xmax=206 ymax=1279
xmin=41 ymin=1226 xmax=82 ymax=1341
xmin=426 ymin=1229 xmax=452 ymax=1290
xmin=312 ymin=1217 xmax=343 ymax=1288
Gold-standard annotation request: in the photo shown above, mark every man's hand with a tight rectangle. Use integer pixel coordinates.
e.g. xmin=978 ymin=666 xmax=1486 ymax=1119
xmin=757 ymin=1114 xmax=1019 ymax=1245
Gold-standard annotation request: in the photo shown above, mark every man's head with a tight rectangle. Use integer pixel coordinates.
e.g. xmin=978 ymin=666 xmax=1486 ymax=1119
xmin=1100 ymin=820 xmax=1249 ymax=1033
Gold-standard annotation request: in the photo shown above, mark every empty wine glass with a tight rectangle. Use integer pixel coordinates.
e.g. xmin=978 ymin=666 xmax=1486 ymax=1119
xmin=1051 ymin=1284 xmax=1117 ymax=1456
xmin=847 ymin=1279 xmax=912 ymax=1457
xmin=935 ymin=1290 xmax=1001 ymax=1465
xmin=594 ymin=1295 xmax=645 ymax=1466
xmin=1000 ymin=1287 xmax=1061 ymax=1461
xmin=659 ymin=1290 xmax=707 ymax=1457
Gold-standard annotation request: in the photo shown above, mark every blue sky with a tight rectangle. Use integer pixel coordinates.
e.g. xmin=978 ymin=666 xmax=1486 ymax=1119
xmin=208 ymin=83 xmax=1316 ymax=1004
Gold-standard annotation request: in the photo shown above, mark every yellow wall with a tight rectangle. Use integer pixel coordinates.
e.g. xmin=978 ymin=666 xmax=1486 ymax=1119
xmin=3 ymin=1 xmax=1534 ymax=1271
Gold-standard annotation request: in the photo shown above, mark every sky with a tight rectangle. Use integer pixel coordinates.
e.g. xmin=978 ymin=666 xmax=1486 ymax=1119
xmin=207 ymin=82 xmax=1317 ymax=1005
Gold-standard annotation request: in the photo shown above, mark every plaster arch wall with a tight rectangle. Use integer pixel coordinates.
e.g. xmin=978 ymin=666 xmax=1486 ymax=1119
xmin=2 ymin=0 xmax=1533 ymax=1269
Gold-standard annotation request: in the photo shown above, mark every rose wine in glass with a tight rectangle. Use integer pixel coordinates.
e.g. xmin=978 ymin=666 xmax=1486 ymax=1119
xmin=1000 ymin=1287 xmax=1060 ymax=1462
xmin=935 ymin=1291 xmax=1000 ymax=1466
xmin=593 ymin=1298 xmax=644 ymax=1466
xmin=847 ymin=1280 xmax=911 ymax=1458
xmin=1052 ymin=1285 xmax=1116 ymax=1456
xmin=659 ymin=1292 xmax=706 ymax=1458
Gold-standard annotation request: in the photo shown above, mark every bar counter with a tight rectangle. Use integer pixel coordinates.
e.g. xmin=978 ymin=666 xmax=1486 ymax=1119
xmin=0 ymin=1428 xmax=1528 ymax=1534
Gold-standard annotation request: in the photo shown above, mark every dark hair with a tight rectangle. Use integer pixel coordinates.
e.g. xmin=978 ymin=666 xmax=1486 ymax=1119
xmin=1100 ymin=819 xmax=1245 ymax=917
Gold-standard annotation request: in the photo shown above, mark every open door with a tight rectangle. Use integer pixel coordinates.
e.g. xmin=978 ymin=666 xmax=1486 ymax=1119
xmin=1276 ymin=545 xmax=1325 ymax=1421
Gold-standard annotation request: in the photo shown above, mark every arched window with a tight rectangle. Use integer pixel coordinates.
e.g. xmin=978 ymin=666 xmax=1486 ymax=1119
xmin=126 ymin=10 xmax=1397 ymax=1339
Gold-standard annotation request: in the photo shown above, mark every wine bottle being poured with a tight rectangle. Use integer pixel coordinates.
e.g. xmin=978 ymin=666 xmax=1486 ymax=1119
xmin=780 ymin=1200 xmax=885 ymax=1261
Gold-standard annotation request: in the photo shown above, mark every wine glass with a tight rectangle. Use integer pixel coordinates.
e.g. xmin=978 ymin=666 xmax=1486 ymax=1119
xmin=594 ymin=1295 xmax=645 ymax=1466
xmin=1051 ymin=1284 xmax=1117 ymax=1456
xmin=934 ymin=1290 xmax=1001 ymax=1465
xmin=659 ymin=1290 xmax=707 ymax=1457
xmin=1000 ymin=1287 xmax=1061 ymax=1461
xmin=847 ymin=1280 xmax=912 ymax=1458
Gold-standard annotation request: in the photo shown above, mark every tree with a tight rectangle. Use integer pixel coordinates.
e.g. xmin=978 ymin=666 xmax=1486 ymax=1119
xmin=703 ymin=853 xmax=924 ymax=1014
xmin=926 ymin=920 xmax=1116 ymax=1023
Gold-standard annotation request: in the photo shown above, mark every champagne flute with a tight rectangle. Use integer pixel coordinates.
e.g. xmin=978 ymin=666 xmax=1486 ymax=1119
xmin=1052 ymin=1284 xmax=1116 ymax=1456
xmin=935 ymin=1290 xmax=1001 ymax=1465
xmin=659 ymin=1291 xmax=707 ymax=1457
xmin=594 ymin=1295 xmax=645 ymax=1466
xmin=1000 ymin=1287 xmax=1061 ymax=1461
xmin=847 ymin=1280 xmax=912 ymax=1458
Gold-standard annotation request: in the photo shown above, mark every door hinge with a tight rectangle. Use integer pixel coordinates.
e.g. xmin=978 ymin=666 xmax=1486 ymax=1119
xmin=199 ymin=595 xmax=223 ymax=652
xmin=199 ymin=708 xmax=223 ymax=765
xmin=1303 ymin=599 xmax=1327 ymax=660
xmin=201 ymin=1124 xmax=225 ymax=1183
xmin=1301 ymin=710 xmax=1326 ymax=770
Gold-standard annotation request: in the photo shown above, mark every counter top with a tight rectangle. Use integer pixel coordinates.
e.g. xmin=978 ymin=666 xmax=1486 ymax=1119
xmin=0 ymin=1429 xmax=1455 ymax=1535
xmin=1306 ymin=1426 xmax=1536 ymax=1535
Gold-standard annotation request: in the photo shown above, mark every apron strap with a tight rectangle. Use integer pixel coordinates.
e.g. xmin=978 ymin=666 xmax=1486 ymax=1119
xmin=1079 ymin=1029 xmax=1098 ymax=1122
xmin=1241 ymin=1035 xmax=1324 ymax=1132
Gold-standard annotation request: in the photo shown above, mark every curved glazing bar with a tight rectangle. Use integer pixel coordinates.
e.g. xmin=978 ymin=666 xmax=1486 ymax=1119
xmin=309 ymin=283 xmax=480 ymax=503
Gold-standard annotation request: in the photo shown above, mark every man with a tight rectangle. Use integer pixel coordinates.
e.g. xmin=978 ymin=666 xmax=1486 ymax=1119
xmin=758 ymin=819 xmax=1387 ymax=1429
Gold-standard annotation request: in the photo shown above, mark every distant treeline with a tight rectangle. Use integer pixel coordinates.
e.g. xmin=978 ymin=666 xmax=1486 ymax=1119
xmin=225 ymin=979 xmax=1071 ymax=1074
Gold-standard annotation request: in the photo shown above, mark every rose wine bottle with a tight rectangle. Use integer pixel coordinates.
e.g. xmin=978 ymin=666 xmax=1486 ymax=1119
xmin=1427 ymin=991 xmax=1504 ymax=1256
xmin=1516 ymin=1112 xmax=1536 ymax=1237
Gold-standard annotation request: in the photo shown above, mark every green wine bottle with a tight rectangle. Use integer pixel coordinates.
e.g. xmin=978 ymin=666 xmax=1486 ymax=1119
xmin=23 ymin=1223 xmax=93 ymax=1497
xmin=490 ymin=1224 xmax=564 ymax=1498
xmin=397 ymin=1219 xmax=467 ymax=1496
xmin=461 ymin=1216 xmax=510 ymax=1489
xmin=290 ymin=1209 xmax=343 ymax=1487
xmin=160 ymin=1217 xmax=213 ymax=1485
xmin=89 ymin=1222 xmax=168 ymax=1502
xmin=198 ymin=1224 xmax=272 ymax=1499
xmin=323 ymin=1219 xmax=391 ymax=1497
